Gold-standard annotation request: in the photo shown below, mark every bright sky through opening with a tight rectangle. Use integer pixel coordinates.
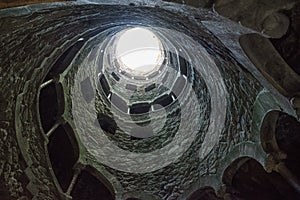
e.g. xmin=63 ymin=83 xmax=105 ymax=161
xmin=115 ymin=27 xmax=163 ymax=74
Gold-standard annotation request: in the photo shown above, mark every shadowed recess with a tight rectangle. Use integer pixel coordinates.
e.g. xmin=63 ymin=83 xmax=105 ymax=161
xmin=230 ymin=158 xmax=299 ymax=200
xmin=39 ymin=82 xmax=59 ymax=133
xmin=275 ymin=113 xmax=300 ymax=179
xmin=71 ymin=171 xmax=115 ymax=200
xmin=48 ymin=124 xmax=79 ymax=192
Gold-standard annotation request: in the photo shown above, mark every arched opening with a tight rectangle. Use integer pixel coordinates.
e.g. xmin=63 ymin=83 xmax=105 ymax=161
xmin=260 ymin=110 xmax=300 ymax=179
xmin=45 ymin=40 xmax=85 ymax=81
xmin=223 ymin=157 xmax=299 ymax=200
xmin=39 ymin=82 xmax=61 ymax=133
xmin=96 ymin=113 xmax=117 ymax=135
xmin=275 ymin=112 xmax=300 ymax=179
xmin=71 ymin=170 xmax=115 ymax=200
xmin=186 ymin=187 xmax=222 ymax=200
xmin=47 ymin=123 xmax=79 ymax=192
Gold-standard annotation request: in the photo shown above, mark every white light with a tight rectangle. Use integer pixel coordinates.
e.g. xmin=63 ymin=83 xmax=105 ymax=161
xmin=115 ymin=27 xmax=163 ymax=75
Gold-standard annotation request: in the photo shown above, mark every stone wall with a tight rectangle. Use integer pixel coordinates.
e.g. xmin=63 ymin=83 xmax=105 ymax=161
xmin=0 ymin=1 xmax=299 ymax=200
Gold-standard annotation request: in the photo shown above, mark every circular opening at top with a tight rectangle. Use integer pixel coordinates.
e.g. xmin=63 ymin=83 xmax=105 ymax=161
xmin=115 ymin=27 xmax=164 ymax=76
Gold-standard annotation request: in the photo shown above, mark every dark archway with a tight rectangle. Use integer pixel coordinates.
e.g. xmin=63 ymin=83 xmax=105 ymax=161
xmin=47 ymin=123 xmax=79 ymax=192
xmin=71 ymin=170 xmax=115 ymax=200
xmin=260 ymin=110 xmax=300 ymax=180
xmin=186 ymin=187 xmax=222 ymax=200
xmin=275 ymin=112 xmax=300 ymax=179
xmin=223 ymin=157 xmax=299 ymax=200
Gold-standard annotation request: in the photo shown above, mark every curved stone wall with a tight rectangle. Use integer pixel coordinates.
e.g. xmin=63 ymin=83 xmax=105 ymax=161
xmin=0 ymin=1 xmax=299 ymax=200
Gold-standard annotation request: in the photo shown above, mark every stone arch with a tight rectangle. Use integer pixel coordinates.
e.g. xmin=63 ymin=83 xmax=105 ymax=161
xmin=38 ymin=81 xmax=65 ymax=134
xmin=259 ymin=110 xmax=300 ymax=194
xmin=260 ymin=110 xmax=284 ymax=156
xmin=46 ymin=122 xmax=80 ymax=192
xmin=71 ymin=167 xmax=115 ymax=200
xmin=260 ymin=110 xmax=300 ymax=178
xmin=176 ymin=173 xmax=221 ymax=200
xmin=222 ymin=156 xmax=251 ymax=187
xmin=222 ymin=156 xmax=299 ymax=200
xmin=274 ymin=112 xmax=300 ymax=179
xmin=179 ymin=142 xmax=266 ymax=200
xmin=186 ymin=186 xmax=222 ymax=200
xmin=239 ymin=33 xmax=300 ymax=97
